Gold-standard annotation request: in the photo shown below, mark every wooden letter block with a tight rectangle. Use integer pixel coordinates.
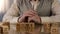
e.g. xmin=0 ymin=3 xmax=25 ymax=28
xmin=0 ymin=22 xmax=9 ymax=34
xmin=3 ymin=22 xmax=10 ymax=30
xmin=51 ymin=23 xmax=59 ymax=34
xmin=3 ymin=26 xmax=9 ymax=34
xmin=0 ymin=26 xmax=9 ymax=34
xmin=0 ymin=26 xmax=3 ymax=34
xmin=16 ymin=23 xmax=35 ymax=33
xmin=43 ymin=23 xmax=51 ymax=34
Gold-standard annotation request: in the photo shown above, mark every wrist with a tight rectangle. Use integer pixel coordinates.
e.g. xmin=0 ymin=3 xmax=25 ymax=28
xmin=39 ymin=17 xmax=42 ymax=24
xmin=17 ymin=17 xmax=21 ymax=23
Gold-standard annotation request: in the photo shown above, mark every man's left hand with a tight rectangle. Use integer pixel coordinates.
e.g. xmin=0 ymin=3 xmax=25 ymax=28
xmin=28 ymin=14 xmax=41 ymax=24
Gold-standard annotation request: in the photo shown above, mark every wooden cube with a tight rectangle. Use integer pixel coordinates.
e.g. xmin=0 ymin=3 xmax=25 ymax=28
xmin=51 ymin=23 xmax=59 ymax=34
xmin=0 ymin=25 xmax=9 ymax=34
xmin=43 ymin=23 xmax=51 ymax=33
xmin=0 ymin=26 xmax=3 ymax=34
xmin=2 ymin=22 xmax=10 ymax=29
xmin=0 ymin=22 xmax=9 ymax=34
xmin=16 ymin=22 xmax=35 ymax=33
xmin=3 ymin=26 xmax=9 ymax=32
xmin=3 ymin=26 xmax=9 ymax=34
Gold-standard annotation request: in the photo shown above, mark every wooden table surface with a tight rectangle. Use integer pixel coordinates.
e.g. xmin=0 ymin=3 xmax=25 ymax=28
xmin=0 ymin=22 xmax=60 ymax=34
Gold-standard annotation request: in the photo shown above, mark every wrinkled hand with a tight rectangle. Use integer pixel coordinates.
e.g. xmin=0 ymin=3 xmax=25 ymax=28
xmin=28 ymin=14 xmax=41 ymax=24
xmin=18 ymin=9 xmax=37 ymax=23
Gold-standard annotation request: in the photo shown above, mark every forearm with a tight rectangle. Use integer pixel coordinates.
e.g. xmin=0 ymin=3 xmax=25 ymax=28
xmin=41 ymin=17 xmax=52 ymax=24
xmin=3 ymin=15 xmax=19 ymax=23
xmin=41 ymin=15 xmax=60 ymax=24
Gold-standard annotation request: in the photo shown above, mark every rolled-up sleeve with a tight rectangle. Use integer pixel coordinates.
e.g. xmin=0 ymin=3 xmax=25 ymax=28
xmin=2 ymin=1 xmax=19 ymax=23
xmin=41 ymin=0 xmax=60 ymax=24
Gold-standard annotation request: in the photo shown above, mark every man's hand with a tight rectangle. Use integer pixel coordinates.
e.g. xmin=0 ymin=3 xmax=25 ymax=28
xmin=18 ymin=9 xmax=37 ymax=23
xmin=28 ymin=14 xmax=41 ymax=24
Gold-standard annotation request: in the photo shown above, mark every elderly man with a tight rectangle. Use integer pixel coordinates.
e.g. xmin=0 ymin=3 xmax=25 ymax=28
xmin=2 ymin=0 xmax=60 ymax=34
xmin=3 ymin=0 xmax=60 ymax=23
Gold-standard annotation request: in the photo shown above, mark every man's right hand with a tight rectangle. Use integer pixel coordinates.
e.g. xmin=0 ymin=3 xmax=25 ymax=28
xmin=18 ymin=9 xmax=37 ymax=23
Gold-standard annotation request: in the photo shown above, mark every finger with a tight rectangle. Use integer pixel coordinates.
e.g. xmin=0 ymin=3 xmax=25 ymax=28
xmin=28 ymin=17 xmax=34 ymax=22
xmin=19 ymin=16 xmax=25 ymax=22
xmin=24 ymin=13 xmax=35 ymax=16
xmin=23 ymin=10 xmax=37 ymax=15
xmin=29 ymin=10 xmax=38 ymax=14
xmin=19 ymin=14 xmax=33 ymax=22
xmin=23 ymin=13 xmax=34 ymax=17
xmin=28 ymin=16 xmax=38 ymax=23
xmin=19 ymin=15 xmax=29 ymax=22
xmin=31 ymin=16 xmax=41 ymax=24
xmin=29 ymin=9 xmax=37 ymax=14
xmin=23 ymin=11 xmax=37 ymax=16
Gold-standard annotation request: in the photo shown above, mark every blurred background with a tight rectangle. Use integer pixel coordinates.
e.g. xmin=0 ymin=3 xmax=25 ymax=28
xmin=0 ymin=0 xmax=14 ymax=21
xmin=0 ymin=0 xmax=60 ymax=22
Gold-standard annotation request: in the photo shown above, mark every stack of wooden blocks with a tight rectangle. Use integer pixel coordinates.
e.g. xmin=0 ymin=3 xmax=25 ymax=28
xmin=16 ymin=22 xmax=35 ymax=33
xmin=0 ymin=22 xmax=10 ymax=34
xmin=43 ymin=23 xmax=59 ymax=34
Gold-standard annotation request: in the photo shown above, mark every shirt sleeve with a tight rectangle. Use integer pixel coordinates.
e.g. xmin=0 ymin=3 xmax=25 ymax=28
xmin=41 ymin=0 xmax=60 ymax=24
xmin=2 ymin=0 xmax=20 ymax=23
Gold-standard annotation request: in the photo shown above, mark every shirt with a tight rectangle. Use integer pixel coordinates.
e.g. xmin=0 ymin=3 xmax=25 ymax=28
xmin=2 ymin=0 xmax=60 ymax=24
